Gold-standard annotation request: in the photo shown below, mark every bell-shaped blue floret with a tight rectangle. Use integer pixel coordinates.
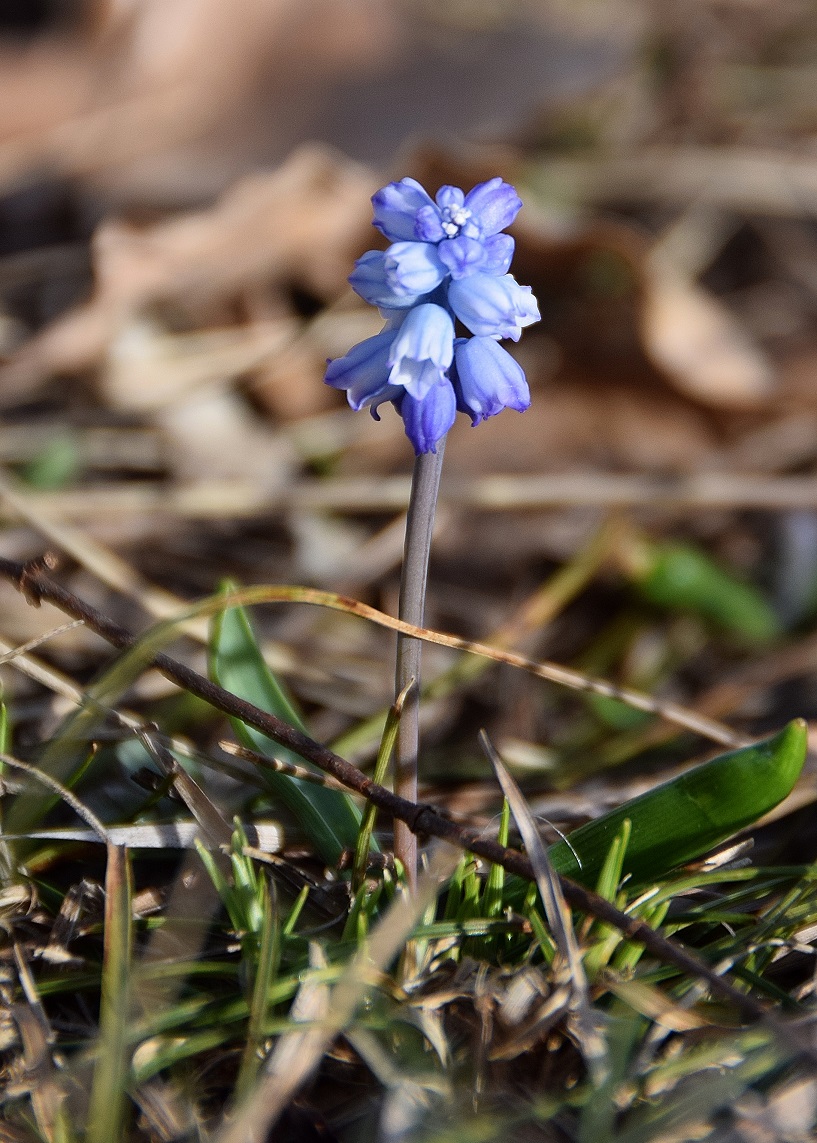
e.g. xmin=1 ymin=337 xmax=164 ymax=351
xmin=452 ymin=336 xmax=530 ymax=425
xmin=383 ymin=241 xmax=447 ymax=298
xmin=350 ymin=243 xmax=447 ymax=309
xmin=478 ymin=234 xmax=515 ymax=275
xmin=448 ymin=273 xmax=540 ymax=341
xmin=387 ymin=304 xmax=454 ymax=400
xmin=463 ymin=178 xmax=523 ymax=237
xmin=325 ymin=329 xmax=400 ymax=411
xmin=437 ymin=236 xmax=487 ymax=280
xmin=372 ymin=178 xmax=436 ymax=242
xmin=399 ymin=376 xmax=457 ymax=454
xmin=437 ymin=233 xmax=515 ymax=280
xmin=349 ymin=251 xmax=416 ymax=310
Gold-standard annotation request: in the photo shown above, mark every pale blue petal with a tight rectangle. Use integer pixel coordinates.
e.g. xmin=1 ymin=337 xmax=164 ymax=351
xmin=400 ymin=377 xmax=457 ymax=454
xmin=391 ymin=357 xmax=447 ymax=401
xmin=437 ymin=236 xmax=487 ymax=280
xmin=414 ymin=205 xmax=446 ymax=242
xmin=463 ymin=178 xmax=523 ymax=237
xmin=387 ymin=303 xmax=455 ymax=374
xmin=448 ymin=273 xmax=540 ymax=341
xmin=435 ymin=185 xmax=465 ymax=210
xmin=481 ymin=234 xmax=515 ymax=275
xmin=372 ymin=178 xmax=436 ymax=241
xmin=349 ymin=251 xmax=415 ymax=309
xmin=366 ymin=383 xmax=404 ymax=417
xmin=325 ymin=329 xmax=396 ymax=409
xmin=453 ymin=336 xmax=530 ymax=424
xmin=384 ymin=241 xmax=447 ymax=297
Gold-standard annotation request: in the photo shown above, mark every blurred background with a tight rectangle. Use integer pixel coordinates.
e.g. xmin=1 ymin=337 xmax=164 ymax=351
xmin=2 ymin=0 xmax=817 ymax=806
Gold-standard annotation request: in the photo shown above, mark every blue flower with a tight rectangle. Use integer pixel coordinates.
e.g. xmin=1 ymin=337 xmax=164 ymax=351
xmin=324 ymin=328 xmax=401 ymax=412
xmin=380 ymin=177 xmax=522 ymax=247
xmin=387 ymin=304 xmax=454 ymax=400
xmin=361 ymin=177 xmax=529 ymax=322
xmin=448 ymin=273 xmax=540 ymax=341
xmin=349 ymin=245 xmax=446 ymax=309
xmin=453 ymin=336 xmax=530 ymax=424
xmin=324 ymin=304 xmax=453 ymax=411
xmin=398 ymin=375 xmax=457 ymax=454
xmin=372 ymin=178 xmax=437 ymax=242
xmin=347 ymin=251 xmax=411 ymax=310
xmin=325 ymin=175 xmax=539 ymax=454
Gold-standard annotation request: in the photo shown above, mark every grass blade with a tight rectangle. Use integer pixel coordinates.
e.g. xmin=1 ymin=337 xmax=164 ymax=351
xmin=631 ymin=538 xmax=780 ymax=643
xmin=235 ymin=879 xmax=279 ymax=1102
xmin=480 ymin=732 xmax=584 ymax=983
xmin=87 ymin=844 xmax=133 ymax=1143
xmin=214 ymin=846 xmax=460 ymax=1143
xmin=481 ymin=732 xmax=607 ymax=1077
xmin=351 ymin=684 xmax=408 ymax=889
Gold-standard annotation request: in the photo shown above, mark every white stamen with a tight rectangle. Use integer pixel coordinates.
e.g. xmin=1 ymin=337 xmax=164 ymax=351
xmin=440 ymin=205 xmax=472 ymax=239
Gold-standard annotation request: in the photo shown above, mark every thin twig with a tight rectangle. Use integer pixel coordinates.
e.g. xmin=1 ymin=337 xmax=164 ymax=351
xmin=220 ymin=739 xmax=353 ymax=792
xmin=529 ymin=146 xmax=817 ymax=217
xmin=0 ymin=620 xmax=84 ymax=667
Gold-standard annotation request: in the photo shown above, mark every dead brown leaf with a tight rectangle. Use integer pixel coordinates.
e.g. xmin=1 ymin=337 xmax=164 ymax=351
xmin=641 ymin=273 xmax=774 ymax=409
xmin=409 ymin=146 xmax=777 ymax=412
xmin=1 ymin=146 xmax=377 ymax=401
xmin=0 ymin=0 xmax=399 ymax=194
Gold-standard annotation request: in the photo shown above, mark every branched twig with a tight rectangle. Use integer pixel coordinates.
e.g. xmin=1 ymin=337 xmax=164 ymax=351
xmin=0 ymin=555 xmax=791 ymax=1025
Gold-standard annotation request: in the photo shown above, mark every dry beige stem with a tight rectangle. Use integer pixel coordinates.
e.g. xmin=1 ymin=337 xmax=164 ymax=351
xmin=533 ymin=147 xmax=817 ymax=220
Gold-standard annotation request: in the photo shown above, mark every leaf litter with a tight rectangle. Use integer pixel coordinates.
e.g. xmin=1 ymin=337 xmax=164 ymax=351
xmin=3 ymin=2 xmax=817 ymax=1140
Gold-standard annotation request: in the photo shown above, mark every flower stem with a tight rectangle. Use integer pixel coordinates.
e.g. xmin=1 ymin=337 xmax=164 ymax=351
xmin=394 ymin=441 xmax=446 ymax=889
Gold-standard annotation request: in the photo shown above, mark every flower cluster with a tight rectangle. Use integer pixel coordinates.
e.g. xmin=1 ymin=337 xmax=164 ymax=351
xmin=325 ymin=177 xmax=540 ymax=454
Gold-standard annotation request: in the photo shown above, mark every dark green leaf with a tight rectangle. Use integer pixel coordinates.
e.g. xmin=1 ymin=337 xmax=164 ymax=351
xmin=209 ymin=589 xmax=362 ymax=865
xmin=549 ymin=720 xmax=807 ymax=886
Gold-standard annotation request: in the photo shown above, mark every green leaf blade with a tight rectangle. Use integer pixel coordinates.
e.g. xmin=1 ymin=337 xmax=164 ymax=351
xmin=636 ymin=541 xmax=780 ymax=644
xmin=209 ymin=591 xmax=362 ymax=865
xmin=549 ymin=720 xmax=807 ymax=886
xmin=87 ymin=844 xmax=134 ymax=1143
